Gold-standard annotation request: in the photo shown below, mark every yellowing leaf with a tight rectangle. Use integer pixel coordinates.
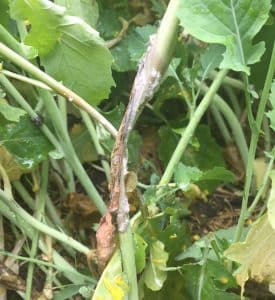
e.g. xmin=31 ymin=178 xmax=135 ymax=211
xmin=224 ymin=214 xmax=275 ymax=296
xmin=92 ymin=250 xmax=128 ymax=300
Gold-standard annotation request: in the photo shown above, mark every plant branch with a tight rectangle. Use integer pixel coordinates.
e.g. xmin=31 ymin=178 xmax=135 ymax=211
xmin=160 ymin=69 xmax=228 ymax=185
xmin=234 ymin=42 xmax=275 ymax=242
xmin=0 ymin=42 xmax=117 ymax=137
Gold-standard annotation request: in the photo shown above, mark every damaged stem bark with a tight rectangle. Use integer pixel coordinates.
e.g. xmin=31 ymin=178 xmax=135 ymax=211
xmin=96 ymin=0 xmax=180 ymax=298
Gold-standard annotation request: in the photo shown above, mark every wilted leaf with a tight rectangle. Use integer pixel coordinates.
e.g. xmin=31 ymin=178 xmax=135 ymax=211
xmin=134 ymin=233 xmax=147 ymax=274
xmin=0 ymin=147 xmax=26 ymax=180
xmin=65 ymin=192 xmax=98 ymax=216
xmin=224 ymin=214 xmax=275 ymax=294
xmin=0 ymin=99 xmax=26 ymax=122
xmin=10 ymin=0 xmax=114 ymax=105
xmin=0 ymin=115 xmax=53 ymax=169
xmin=178 ymin=0 xmax=271 ymax=74
xmin=143 ymin=240 xmax=169 ymax=291
xmin=92 ymin=250 xmax=128 ymax=300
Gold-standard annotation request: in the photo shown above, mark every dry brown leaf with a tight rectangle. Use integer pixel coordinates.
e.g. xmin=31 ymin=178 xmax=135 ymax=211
xmin=65 ymin=192 xmax=98 ymax=216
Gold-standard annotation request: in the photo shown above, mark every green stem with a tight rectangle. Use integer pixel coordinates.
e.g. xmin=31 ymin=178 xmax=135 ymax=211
xmin=81 ymin=110 xmax=111 ymax=183
xmin=210 ymin=71 xmax=244 ymax=90
xmin=248 ymin=152 xmax=275 ymax=215
xmin=210 ymin=105 xmax=232 ymax=144
xmin=0 ymin=189 xmax=89 ymax=254
xmin=26 ymin=162 xmax=49 ymax=300
xmin=160 ymin=69 xmax=228 ymax=184
xmin=40 ymin=90 xmax=107 ymax=215
xmin=197 ymin=81 xmax=248 ymax=168
xmin=224 ymin=85 xmax=241 ymax=118
xmin=0 ymin=42 xmax=117 ymax=137
xmin=0 ymin=74 xmax=62 ymax=153
xmin=234 ymin=42 xmax=275 ymax=242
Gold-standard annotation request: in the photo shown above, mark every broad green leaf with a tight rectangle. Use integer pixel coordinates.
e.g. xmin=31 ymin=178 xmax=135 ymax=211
xmin=0 ymin=115 xmax=53 ymax=169
xmin=0 ymin=99 xmax=26 ymax=122
xmin=92 ymin=250 xmax=128 ymax=300
xmin=143 ymin=240 xmax=169 ymax=291
xmin=267 ymin=170 xmax=275 ymax=229
xmin=0 ymin=0 xmax=9 ymax=28
xmin=224 ymin=214 xmax=275 ymax=294
xmin=266 ymin=80 xmax=275 ymax=131
xmin=134 ymin=233 xmax=148 ymax=274
xmin=53 ymin=284 xmax=84 ymax=300
xmin=55 ymin=0 xmax=99 ymax=28
xmin=178 ymin=0 xmax=271 ymax=74
xmin=200 ymin=44 xmax=224 ymax=74
xmin=174 ymin=163 xmax=202 ymax=189
xmin=10 ymin=0 xmax=114 ymax=105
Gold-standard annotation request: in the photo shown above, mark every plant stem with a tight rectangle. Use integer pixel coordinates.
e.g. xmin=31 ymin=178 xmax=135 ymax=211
xmin=210 ymin=71 xmax=244 ymax=90
xmin=224 ymin=85 xmax=241 ymax=118
xmin=234 ymin=42 xmax=275 ymax=242
xmin=210 ymin=105 xmax=232 ymax=144
xmin=0 ymin=42 xmax=117 ymax=137
xmin=0 ymin=74 xmax=62 ymax=153
xmin=160 ymin=69 xmax=228 ymax=184
xmin=197 ymin=80 xmax=248 ymax=168
xmin=40 ymin=90 xmax=107 ymax=215
xmin=81 ymin=110 xmax=111 ymax=183
xmin=0 ymin=189 xmax=89 ymax=254
xmin=26 ymin=162 xmax=49 ymax=300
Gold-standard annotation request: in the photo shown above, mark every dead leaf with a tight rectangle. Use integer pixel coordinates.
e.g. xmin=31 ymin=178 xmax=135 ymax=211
xmin=224 ymin=214 xmax=275 ymax=297
xmin=65 ymin=192 xmax=98 ymax=216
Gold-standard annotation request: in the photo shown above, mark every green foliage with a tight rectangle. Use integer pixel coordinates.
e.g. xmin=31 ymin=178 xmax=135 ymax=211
xmin=134 ymin=233 xmax=148 ymax=274
xmin=0 ymin=0 xmax=9 ymax=28
xmin=178 ymin=0 xmax=271 ymax=74
xmin=0 ymin=115 xmax=53 ymax=169
xmin=10 ymin=0 xmax=114 ymax=105
xmin=0 ymin=98 xmax=26 ymax=122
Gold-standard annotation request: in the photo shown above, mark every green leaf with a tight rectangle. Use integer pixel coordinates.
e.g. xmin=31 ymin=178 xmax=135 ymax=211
xmin=143 ymin=240 xmax=169 ymax=291
xmin=0 ymin=115 xmax=53 ymax=169
xmin=267 ymin=170 xmax=275 ymax=229
xmin=10 ymin=0 xmax=114 ymax=105
xmin=200 ymin=44 xmax=224 ymax=74
xmin=134 ymin=233 xmax=148 ymax=274
xmin=224 ymin=214 xmax=275 ymax=293
xmin=55 ymin=0 xmax=99 ymax=28
xmin=0 ymin=0 xmax=9 ymax=28
xmin=266 ymin=80 xmax=275 ymax=131
xmin=128 ymin=25 xmax=157 ymax=63
xmin=174 ymin=163 xmax=202 ymax=189
xmin=178 ymin=0 xmax=271 ymax=74
xmin=53 ymin=284 xmax=84 ymax=300
xmin=92 ymin=250 xmax=128 ymax=300
xmin=0 ymin=99 xmax=26 ymax=122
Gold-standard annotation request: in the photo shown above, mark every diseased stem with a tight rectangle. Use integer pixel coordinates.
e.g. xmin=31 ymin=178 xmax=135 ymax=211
xmin=0 ymin=42 xmax=117 ymax=137
xmin=160 ymin=69 xmax=228 ymax=184
xmin=234 ymin=42 xmax=275 ymax=242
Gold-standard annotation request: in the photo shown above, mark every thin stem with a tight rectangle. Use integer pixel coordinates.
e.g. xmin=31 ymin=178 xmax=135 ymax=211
xmin=0 ymin=42 xmax=117 ymax=137
xmin=224 ymin=85 xmax=241 ymax=118
xmin=0 ymin=189 xmax=89 ymax=254
xmin=248 ymin=152 xmax=275 ymax=215
xmin=197 ymin=80 xmax=248 ymax=168
xmin=26 ymin=162 xmax=49 ymax=300
xmin=160 ymin=69 xmax=228 ymax=184
xmin=81 ymin=110 xmax=111 ymax=183
xmin=40 ymin=90 xmax=107 ymax=215
xmin=234 ymin=42 xmax=275 ymax=242
xmin=210 ymin=105 xmax=232 ymax=144
xmin=210 ymin=71 xmax=244 ymax=90
xmin=0 ymin=74 xmax=62 ymax=153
